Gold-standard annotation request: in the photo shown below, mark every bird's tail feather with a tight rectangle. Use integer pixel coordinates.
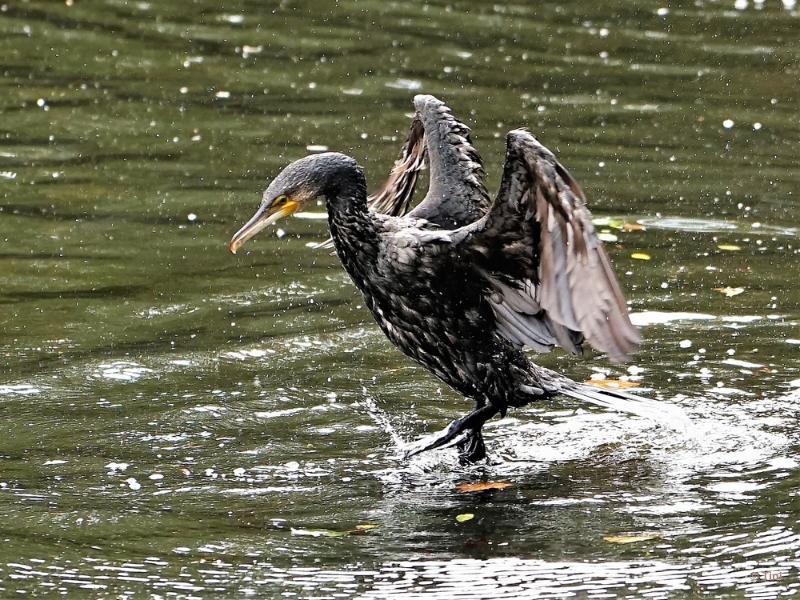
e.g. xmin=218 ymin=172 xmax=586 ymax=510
xmin=559 ymin=382 xmax=692 ymax=432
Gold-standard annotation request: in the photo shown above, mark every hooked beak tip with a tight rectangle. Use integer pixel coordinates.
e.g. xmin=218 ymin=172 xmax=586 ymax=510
xmin=228 ymin=199 xmax=300 ymax=255
xmin=228 ymin=228 xmax=251 ymax=254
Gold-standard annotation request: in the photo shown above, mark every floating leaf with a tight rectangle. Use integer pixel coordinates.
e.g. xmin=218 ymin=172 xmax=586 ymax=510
xmin=289 ymin=523 xmax=378 ymax=537
xmin=604 ymin=534 xmax=658 ymax=544
xmin=622 ymin=222 xmax=645 ymax=232
xmin=717 ymin=244 xmax=741 ymax=251
xmin=585 ymin=379 xmax=640 ymax=390
xmin=593 ymin=218 xmax=644 ymax=232
xmin=455 ymin=481 xmax=513 ymax=493
xmin=593 ymin=217 xmax=624 ymax=229
xmin=455 ymin=513 xmax=475 ymax=523
xmin=713 ymin=286 xmax=744 ymax=297
xmin=631 ymin=252 xmax=651 ymax=261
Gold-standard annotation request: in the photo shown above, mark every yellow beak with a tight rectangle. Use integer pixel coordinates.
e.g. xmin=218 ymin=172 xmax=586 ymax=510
xmin=228 ymin=199 xmax=299 ymax=254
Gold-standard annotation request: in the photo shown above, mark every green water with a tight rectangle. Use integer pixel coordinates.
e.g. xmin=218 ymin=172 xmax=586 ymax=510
xmin=1 ymin=1 xmax=799 ymax=597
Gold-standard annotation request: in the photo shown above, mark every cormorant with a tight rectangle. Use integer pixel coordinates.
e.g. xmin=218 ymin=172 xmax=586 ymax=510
xmin=229 ymin=95 xmax=683 ymax=463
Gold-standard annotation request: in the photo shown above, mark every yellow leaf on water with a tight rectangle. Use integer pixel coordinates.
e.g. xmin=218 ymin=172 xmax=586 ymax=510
xmin=604 ymin=534 xmax=658 ymax=544
xmin=713 ymin=286 xmax=745 ymax=297
xmin=455 ymin=481 xmax=513 ymax=493
xmin=631 ymin=252 xmax=651 ymax=260
xmin=585 ymin=379 xmax=640 ymax=390
xmin=717 ymin=244 xmax=741 ymax=251
xmin=455 ymin=513 xmax=475 ymax=523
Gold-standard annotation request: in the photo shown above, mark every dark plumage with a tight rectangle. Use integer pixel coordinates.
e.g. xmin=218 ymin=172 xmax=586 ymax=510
xmin=229 ymin=95 xmax=683 ymax=463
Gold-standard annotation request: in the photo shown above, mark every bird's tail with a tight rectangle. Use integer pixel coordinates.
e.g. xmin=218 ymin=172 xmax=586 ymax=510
xmin=558 ymin=381 xmax=692 ymax=432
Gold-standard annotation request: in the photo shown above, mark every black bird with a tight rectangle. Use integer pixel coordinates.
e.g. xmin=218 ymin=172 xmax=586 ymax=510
xmin=229 ymin=95 xmax=683 ymax=462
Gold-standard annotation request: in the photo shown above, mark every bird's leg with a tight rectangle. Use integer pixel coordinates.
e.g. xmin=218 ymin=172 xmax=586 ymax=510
xmin=404 ymin=404 xmax=498 ymax=459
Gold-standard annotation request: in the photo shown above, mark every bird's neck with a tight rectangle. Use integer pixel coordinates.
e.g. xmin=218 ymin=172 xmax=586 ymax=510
xmin=325 ymin=185 xmax=381 ymax=292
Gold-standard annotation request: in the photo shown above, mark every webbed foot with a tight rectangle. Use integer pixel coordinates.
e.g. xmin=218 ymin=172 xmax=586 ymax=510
xmin=456 ymin=429 xmax=487 ymax=464
xmin=404 ymin=404 xmax=497 ymax=460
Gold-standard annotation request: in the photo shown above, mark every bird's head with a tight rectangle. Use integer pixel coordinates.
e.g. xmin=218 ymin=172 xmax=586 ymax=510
xmin=228 ymin=152 xmax=361 ymax=254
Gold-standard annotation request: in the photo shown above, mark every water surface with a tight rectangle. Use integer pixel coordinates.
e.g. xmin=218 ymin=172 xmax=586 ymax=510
xmin=1 ymin=0 xmax=799 ymax=597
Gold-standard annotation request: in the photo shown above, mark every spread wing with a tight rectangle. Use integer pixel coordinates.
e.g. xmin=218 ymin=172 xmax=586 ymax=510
xmin=366 ymin=94 xmax=490 ymax=227
xmin=459 ymin=129 xmax=640 ymax=362
xmin=406 ymin=94 xmax=490 ymax=228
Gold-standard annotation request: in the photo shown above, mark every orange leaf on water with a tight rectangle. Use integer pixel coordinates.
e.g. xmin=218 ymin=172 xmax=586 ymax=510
xmin=622 ymin=222 xmax=645 ymax=232
xmin=455 ymin=481 xmax=513 ymax=493
xmin=585 ymin=379 xmax=640 ymax=390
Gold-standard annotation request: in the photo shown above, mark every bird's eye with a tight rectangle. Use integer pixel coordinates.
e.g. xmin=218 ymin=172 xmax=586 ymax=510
xmin=274 ymin=195 xmax=287 ymax=206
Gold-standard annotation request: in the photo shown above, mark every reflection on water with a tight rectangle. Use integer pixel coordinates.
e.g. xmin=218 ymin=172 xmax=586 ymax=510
xmin=4 ymin=554 xmax=798 ymax=597
xmin=637 ymin=216 xmax=798 ymax=237
xmin=1 ymin=0 xmax=799 ymax=597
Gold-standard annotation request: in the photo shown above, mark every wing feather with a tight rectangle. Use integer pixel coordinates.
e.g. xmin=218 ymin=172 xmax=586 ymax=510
xmin=490 ymin=298 xmax=555 ymax=352
xmin=368 ymin=116 xmax=426 ymax=217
